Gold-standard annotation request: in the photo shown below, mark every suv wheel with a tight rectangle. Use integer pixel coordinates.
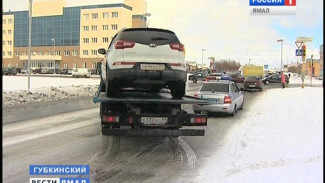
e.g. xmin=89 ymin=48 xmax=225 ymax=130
xmin=170 ymin=81 xmax=185 ymax=99
xmin=192 ymin=78 xmax=198 ymax=83
xmin=106 ymin=79 xmax=118 ymax=97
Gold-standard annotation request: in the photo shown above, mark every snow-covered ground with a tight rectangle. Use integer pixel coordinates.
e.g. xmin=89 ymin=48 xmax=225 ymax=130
xmin=2 ymin=76 xmax=100 ymax=107
xmin=193 ymin=86 xmax=323 ymax=183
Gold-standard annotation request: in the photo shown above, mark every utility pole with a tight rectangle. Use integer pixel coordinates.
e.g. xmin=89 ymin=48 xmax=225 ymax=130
xmin=27 ymin=0 xmax=33 ymax=90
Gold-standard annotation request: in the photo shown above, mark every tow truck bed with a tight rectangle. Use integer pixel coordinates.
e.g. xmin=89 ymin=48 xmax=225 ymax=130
xmin=93 ymin=90 xmax=213 ymax=137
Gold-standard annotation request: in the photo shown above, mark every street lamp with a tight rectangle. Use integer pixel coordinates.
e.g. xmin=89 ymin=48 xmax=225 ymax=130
xmin=51 ymin=38 xmax=56 ymax=74
xmin=143 ymin=13 xmax=151 ymax=27
xmin=277 ymin=39 xmax=284 ymax=72
xmin=202 ymin=49 xmax=206 ymax=70
xmin=27 ymin=0 xmax=33 ymax=90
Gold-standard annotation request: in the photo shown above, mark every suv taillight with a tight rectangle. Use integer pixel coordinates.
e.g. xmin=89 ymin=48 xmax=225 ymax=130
xmin=224 ymin=96 xmax=231 ymax=104
xmin=114 ymin=40 xmax=135 ymax=49
xmin=169 ymin=43 xmax=185 ymax=52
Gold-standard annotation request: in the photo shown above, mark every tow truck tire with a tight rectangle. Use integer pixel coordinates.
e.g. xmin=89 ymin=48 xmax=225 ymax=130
xmin=171 ymin=81 xmax=185 ymax=99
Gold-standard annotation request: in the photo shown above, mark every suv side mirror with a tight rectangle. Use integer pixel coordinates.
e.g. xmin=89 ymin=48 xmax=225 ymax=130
xmin=98 ymin=48 xmax=106 ymax=55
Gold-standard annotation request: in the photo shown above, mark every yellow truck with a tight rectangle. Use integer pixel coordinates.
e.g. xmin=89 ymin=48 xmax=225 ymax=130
xmin=243 ymin=66 xmax=264 ymax=78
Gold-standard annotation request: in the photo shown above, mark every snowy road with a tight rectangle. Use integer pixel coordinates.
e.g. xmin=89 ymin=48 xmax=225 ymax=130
xmin=2 ymin=79 xmax=323 ymax=183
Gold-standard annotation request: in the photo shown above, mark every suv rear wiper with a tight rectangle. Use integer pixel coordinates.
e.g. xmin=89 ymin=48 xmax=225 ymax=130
xmin=151 ymin=37 xmax=170 ymax=41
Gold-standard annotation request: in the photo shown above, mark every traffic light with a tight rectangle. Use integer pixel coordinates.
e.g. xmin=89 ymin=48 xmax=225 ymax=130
xmin=302 ymin=45 xmax=306 ymax=56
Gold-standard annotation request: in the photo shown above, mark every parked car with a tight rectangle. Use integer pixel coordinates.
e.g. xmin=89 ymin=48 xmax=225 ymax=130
xmin=72 ymin=68 xmax=91 ymax=78
xmin=244 ymin=76 xmax=263 ymax=91
xmin=188 ymin=72 xmax=208 ymax=83
xmin=3 ymin=67 xmax=18 ymax=75
xmin=60 ymin=69 xmax=69 ymax=75
xmin=32 ymin=68 xmax=42 ymax=74
xmin=231 ymin=74 xmax=245 ymax=83
xmin=16 ymin=68 xmax=22 ymax=73
xmin=91 ymin=68 xmax=98 ymax=75
xmin=193 ymin=80 xmax=244 ymax=116
xmin=98 ymin=27 xmax=186 ymax=98
xmin=205 ymin=73 xmax=232 ymax=82
xmin=262 ymin=74 xmax=289 ymax=85
xmin=21 ymin=69 xmax=27 ymax=74
xmin=67 ymin=69 xmax=73 ymax=75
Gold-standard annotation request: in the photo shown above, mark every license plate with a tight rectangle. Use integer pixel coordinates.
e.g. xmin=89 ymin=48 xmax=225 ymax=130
xmin=140 ymin=64 xmax=165 ymax=71
xmin=249 ymin=85 xmax=255 ymax=87
xmin=141 ymin=117 xmax=168 ymax=125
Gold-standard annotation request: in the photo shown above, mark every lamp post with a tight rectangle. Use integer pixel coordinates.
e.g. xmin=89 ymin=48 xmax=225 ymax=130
xmin=51 ymin=38 xmax=56 ymax=74
xmin=277 ymin=39 xmax=284 ymax=72
xmin=201 ymin=49 xmax=206 ymax=71
xmin=27 ymin=0 xmax=33 ymax=90
xmin=143 ymin=13 xmax=151 ymax=27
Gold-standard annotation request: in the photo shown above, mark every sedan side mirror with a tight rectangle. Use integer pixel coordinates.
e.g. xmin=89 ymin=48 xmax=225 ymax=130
xmin=98 ymin=48 xmax=106 ymax=55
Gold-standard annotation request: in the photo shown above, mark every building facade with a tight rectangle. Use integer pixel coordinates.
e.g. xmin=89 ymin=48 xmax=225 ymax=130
xmin=2 ymin=0 xmax=148 ymax=70
xmin=320 ymin=44 xmax=323 ymax=79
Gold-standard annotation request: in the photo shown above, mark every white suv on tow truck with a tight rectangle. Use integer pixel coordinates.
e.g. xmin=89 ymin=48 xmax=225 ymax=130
xmin=98 ymin=28 xmax=187 ymax=98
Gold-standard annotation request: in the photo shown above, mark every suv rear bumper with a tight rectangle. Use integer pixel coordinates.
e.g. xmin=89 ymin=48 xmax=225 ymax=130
xmin=107 ymin=68 xmax=187 ymax=86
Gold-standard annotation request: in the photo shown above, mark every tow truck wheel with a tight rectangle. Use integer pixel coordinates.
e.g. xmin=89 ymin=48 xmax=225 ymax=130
xmin=171 ymin=81 xmax=185 ymax=99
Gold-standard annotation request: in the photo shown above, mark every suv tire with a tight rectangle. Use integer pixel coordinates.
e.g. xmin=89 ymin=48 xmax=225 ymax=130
xmin=171 ymin=81 xmax=185 ymax=99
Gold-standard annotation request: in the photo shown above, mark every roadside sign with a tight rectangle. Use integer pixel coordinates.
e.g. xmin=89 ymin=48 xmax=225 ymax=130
xmin=296 ymin=37 xmax=313 ymax=42
xmin=296 ymin=49 xmax=304 ymax=56
xmin=295 ymin=41 xmax=303 ymax=49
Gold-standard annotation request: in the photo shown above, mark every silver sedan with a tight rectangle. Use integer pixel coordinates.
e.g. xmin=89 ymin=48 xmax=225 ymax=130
xmin=193 ymin=81 xmax=245 ymax=116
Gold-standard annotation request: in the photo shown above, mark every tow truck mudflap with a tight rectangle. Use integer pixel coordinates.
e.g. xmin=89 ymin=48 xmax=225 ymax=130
xmin=102 ymin=128 xmax=205 ymax=136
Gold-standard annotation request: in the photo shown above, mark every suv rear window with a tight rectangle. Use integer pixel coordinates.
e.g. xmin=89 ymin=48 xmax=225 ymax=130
xmin=200 ymin=83 xmax=229 ymax=92
xmin=119 ymin=28 xmax=180 ymax=46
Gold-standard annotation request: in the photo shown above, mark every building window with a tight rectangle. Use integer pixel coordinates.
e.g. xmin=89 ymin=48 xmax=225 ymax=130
xmin=83 ymin=38 xmax=89 ymax=43
xmin=38 ymin=51 xmax=43 ymax=55
xmin=91 ymin=25 xmax=97 ymax=31
xmin=64 ymin=50 xmax=70 ymax=56
xmin=83 ymin=14 xmax=89 ymax=19
xmin=3 ymin=52 xmax=5 ymax=56
xmin=83 ymin=26 xmax=89 ymax=31
xmin=91 ymin=38 xmax=97 ymax=43
xmin=8 ymin=19 xmax=13 ymax=24
xmin=64 ymin=62 xmax=68 ymax=69
xmin=8 ymin=30 xmax=12 ymax=35
xmin=3 ymin=19 xmax=6 ymax=24
xmin=103 ymin=37 xmax=109 ymax=43
xmin=102 ymin=25 xmax=109 ymax=30
xmin=112 ymin=12 xmax=118 ymax=18
xmin=7 ymin=41 xmax=12 ymax=45
xmin=55 ymin=51 xmax=60 ymax=55
xmin=3 ymin=30 xmax=6 ymax=35
xmin=3 ymin=41 xmax=5 ymax=45
xmin=91 ymin=50 xmax=97 ymax=55
xmin=92 ymin=13 xmax=98 ymax=19
xmin=111 ymin=24 xmax=118 ymax=30
xmin=83 ymin=62 xmax=87 ymax=68
xmin=73 ymin=62 xmax=77 ymax=68
xmin=7 ymin=51 xmax=12 ymax=56
xmin=72 ymin=50 xmax=78 ymax=56
xmin=15 ymin=51 xmax=19 ymax=56
xmin=83 ymin=50 xmax=89 ymax=55
xmin=103 ymin=12 xmax=109 ymax=18
xmin=16 ymin=63 xmax=19 ymax=67
xmin=92 ymin=63 xmax=96 ymax=69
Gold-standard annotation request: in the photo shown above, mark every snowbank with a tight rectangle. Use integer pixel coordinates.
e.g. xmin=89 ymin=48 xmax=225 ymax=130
xmin=2 ymin=85 xmax=99 ymax=107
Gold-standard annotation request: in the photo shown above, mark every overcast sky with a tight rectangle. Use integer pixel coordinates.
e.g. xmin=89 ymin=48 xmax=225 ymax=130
xmin=3 ymin=0 xmax=324 ymax=69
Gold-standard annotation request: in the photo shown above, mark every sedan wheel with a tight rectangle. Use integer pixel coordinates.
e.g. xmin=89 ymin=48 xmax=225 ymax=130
xmin=230 ymin=105 xmax=237 ymax=116
xmin=265 ymin=80 xmax=270 ymax=85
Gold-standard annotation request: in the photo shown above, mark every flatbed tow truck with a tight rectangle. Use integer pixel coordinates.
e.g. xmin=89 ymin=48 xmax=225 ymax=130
xmin=93 ymin=87 xmax=213 ymax=137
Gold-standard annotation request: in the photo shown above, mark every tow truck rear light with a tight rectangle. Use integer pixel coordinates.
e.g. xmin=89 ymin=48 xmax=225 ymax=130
xmin=103 ymin=115 xmax=120 ymax=123
xmin=169 ymin=43 xmax=185 ymax=52
xmin=114 ymin=40 xmax=135 ymax=49
xmin=190 ymin=117 xmax=207 ymax=124
xmin=224 ymin=96 xmax=232 ymax=104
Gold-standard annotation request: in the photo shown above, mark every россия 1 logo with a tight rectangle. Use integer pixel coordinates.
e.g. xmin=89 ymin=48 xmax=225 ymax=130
xmin=250 ymin=0 xmax=296 ymax=15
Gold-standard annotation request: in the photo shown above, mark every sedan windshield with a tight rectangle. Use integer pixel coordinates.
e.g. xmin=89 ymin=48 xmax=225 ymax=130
xmin=200 ymin=83 xmax=229 ymax=92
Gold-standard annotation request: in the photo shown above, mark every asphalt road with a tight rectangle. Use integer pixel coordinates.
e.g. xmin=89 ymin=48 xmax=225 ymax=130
xmin=3 ymin=81 xmax=277 ymax=183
